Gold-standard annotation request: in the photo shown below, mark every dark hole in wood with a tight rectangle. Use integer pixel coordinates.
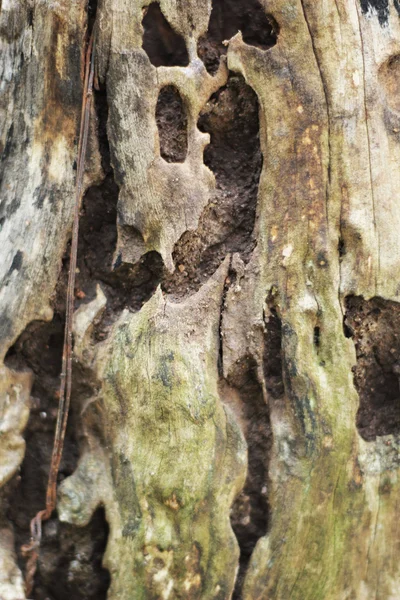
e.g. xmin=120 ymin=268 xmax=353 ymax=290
xmin=163 ymin=73 xmax=262 ymax=298
xmin=360 ymin=0 xmax=390 ymax=26
xmin=314 ymin=326 xmax=321 ymax=348
xmin=345 ymin=295 xmax=400 ymax=440
xmin=4 ymin=310 xmax=110 ymax=600
xmin=27 ymin=6 xmax=34 ymax=27
xmin=338 ymin=237 xmax=346 ymax=258
xmin=198 ymin=0 xmax=279 ymax=75
xmin=226 ymin=357 xmax=271 ymax=600
xmin=227 ymin=305 xmax=283 ymax=599
xmin=156 ymin=85 xmax=188 ymax=163
xmin=88 ymin=0 xmax=98 ymax=35
xmin=142 ymin=2 xmax=189 ymax=67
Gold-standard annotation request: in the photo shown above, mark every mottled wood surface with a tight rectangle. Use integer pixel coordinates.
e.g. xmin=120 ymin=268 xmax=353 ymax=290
xmin=1 ymin=0 xmax=400 ymax=598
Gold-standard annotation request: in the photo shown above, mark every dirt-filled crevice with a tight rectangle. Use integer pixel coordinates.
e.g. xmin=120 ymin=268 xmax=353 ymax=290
xmin=142 ymin=2 xmax=189 ymax=67
xmin=263 ymin=306 xmax=285 ymax=401
xmin=221 ymin=358 xmax=271 ymax=600
xmin=198 ymin=0 xmax=278 ymax=75
xmin=345 ymin=296 xmax=400 ymax=441
xmin=4 ymin=292 xmax=110 ymax=599
xmin=163 ymin=73 xmax=262 ymax=298
xmin=156 ymin=85 xmax=188 ymax=163
xmin=220 ymin=302 xmax=283 ymax=599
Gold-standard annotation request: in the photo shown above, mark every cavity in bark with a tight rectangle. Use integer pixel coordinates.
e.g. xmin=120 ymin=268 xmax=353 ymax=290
xmin=345 ymin=296 xmax=400 ymax=440
xmin=360 ymin=0 xmax=391 ymax=25
xmin=378 ymin=54 xmax=400 ymax=115
xmin=156 ymin=85 xmax=188 ymax=163
xmin=198 ymin=0 xmax=278 ymax=75
xmin=223 ymin=306 xmax=283 ymax=599
xmin=0 ymin=123 xmax=14 ymax=164
xmin=88 ymin=0 xmax=98 ymax=34
xmin=5 ymin=250 xmax=24 ymax=282
xmin=4 ymin=295 xmax=110 ymax=598
xmin=313 ymin=326 xmax=321 ymax=349
xmin=224 ymin=358 xmax=271 ymax=600
xmin=164 ymin=73 xmax=262 ymax=298
xmin=142 ymin=2 xmax=189 ymax=67
xmin=264 ymin=306 xmax=285 ymax=400
xmin=338 ymin=237 xmax=346 ymax=258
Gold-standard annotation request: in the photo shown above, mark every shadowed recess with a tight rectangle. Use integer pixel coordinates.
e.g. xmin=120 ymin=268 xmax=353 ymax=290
xmin=142 ymin=2 xmax=189 ymax=67
xmin=4 ymin=310 xmax=110 ymax=599
xmin=198 ymin=0 xmax=279 ymax=75
xmin=223 ymin=305 xmax=283 ymax=599
xmin=156 ymin=86 xmax=188 ymax=163
xmin=360 ymin=0 xmax=400 ymax=24
xmin=163 ymin=73 xmax=262 ymax=298
xmin=221 ymin=358 xmax=271 ymax=600
xmin=345 ymin=296 xmax=400 ymax=441
xmin=263 ymin=306 xmax=285 ymax=401
xmin=378 ymin=54 xmax=400 ymax=114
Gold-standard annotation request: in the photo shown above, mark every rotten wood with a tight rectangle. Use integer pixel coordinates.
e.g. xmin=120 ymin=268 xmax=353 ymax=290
xmin=21 ymin=31 xmax=96 ymax=598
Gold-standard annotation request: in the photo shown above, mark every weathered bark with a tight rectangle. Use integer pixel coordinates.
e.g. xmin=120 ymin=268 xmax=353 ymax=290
xmin=1 ymin=0 xmax=400 ymax=598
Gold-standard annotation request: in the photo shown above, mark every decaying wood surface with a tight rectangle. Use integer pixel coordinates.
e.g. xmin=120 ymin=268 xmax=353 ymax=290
xmin=1 ymin=0 xmax=400 ymax=598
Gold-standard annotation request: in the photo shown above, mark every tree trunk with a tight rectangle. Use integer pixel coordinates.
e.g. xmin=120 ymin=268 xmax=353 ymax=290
xmin=1 ymin=0 xmax=400 ymax=598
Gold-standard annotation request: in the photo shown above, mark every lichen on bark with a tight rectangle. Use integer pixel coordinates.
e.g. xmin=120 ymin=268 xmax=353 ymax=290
xmin=58 ymin=266 xmax=246 ymax=599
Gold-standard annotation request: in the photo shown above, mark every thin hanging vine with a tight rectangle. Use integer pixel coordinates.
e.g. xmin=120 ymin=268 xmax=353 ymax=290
xmin=21 ymin=30 xmax=96 ymax=597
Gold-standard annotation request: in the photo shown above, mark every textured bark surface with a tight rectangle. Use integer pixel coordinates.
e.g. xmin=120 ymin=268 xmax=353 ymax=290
xmin=1 ymin=0 xmax=400 ymax=599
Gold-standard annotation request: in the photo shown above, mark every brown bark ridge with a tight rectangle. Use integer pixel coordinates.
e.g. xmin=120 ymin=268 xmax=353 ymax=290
xmin=1 ymin=0 xmax=400 ymax=598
